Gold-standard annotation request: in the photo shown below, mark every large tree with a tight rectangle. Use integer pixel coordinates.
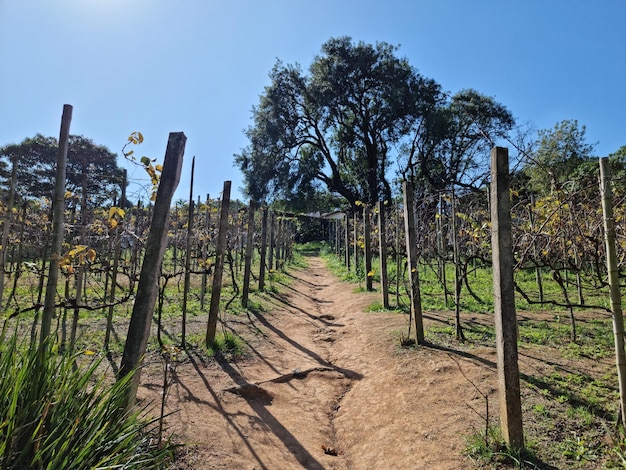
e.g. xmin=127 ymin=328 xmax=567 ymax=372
xmin=235 ymin=36 xmax=442 ymax=208
xmin=523 ymin=119 xmax=596 ymax=195
xmin=400 ymin=89 xmax=515 ymax=194
xmin=0 ymin=134 xmax=124 ymax=206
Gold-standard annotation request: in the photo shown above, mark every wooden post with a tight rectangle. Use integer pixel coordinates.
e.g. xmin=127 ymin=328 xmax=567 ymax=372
xmin=105 ymin=169 xmax=126 ymax=349
xmin=200 ymin=193 xmax=210 ymax=310
xmin=364 ymin=205 xmax=373 ymax=291
xmin=377 ymin=201 xmax=389 ymax=309
xmin=181 ymin=157 xmax=195 ymax=347
xmin=242 ymin=200 xmax=256 ymax=307
xmin=402 ymin=181 xmax=424 ymax=344
xmin=267 ymin=212 xmax=275 ymax=275
xmin=0 ymin=150 xmax=19 ymax=313
xmin=258 ymin=207 xmax=268 ymax=290
xmin=490 ymin=146 xmax=524 ymax=449
xmin=344 ymin=213 xmax=351 ymax=271
xmin=451 ymin=190 xmax=465 ymax=342
xmin=118 ymin=132 xmax=186 ymax=407
xmin=353 ymin=211 xmax=359 ymax=275
xmin=206 ymin=180 xmax=231 ymax=347
xmin=41 ymin=104 xmax=72 ymax=344
xmin=599 ymin=157 xmax=626 ymax=425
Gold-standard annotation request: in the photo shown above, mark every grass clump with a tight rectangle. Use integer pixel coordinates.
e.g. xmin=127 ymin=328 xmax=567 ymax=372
xmin=207 ymin=331 xmax=246 ymax=358
xmin=465 ymin=425 xmax=541 ymax=469
xmin=0 ymin=326 xmax=175 ymax=469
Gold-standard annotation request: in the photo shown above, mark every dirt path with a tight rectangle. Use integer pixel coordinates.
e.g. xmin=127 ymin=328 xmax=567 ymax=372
xmin=138 ymin=256 xmax=496 ymax=469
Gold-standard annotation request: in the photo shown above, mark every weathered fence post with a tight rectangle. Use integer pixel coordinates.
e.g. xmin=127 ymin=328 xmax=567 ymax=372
xmin=200 ymin=193 xmax=210 ymax=310
xmin=402 ymin=181 xmax=425 ymax=344
xmin=344 ymin=213 xmax=351 ymax=271
xmin=41 ymin=104 xmax=72 ymax=345
xmin=242 ymin=200 xmax=255 ymax=307
xmin=353 ymin=211 xmax=359 ymax=274
xmin=205 ymin=180 xmax=231 ymax=347
xmin=377 ymin=201 xmax=389 ymax=309
xmin=599 ymin=157 xmax=626 ymax=425
xmin=118 ymin=132 xmax=186 ymax=409
xmin=364 ymin=205 xmax=373 ymax=291
xmin=258 ymin=207 xmax=268 ymax=290
xmin=105 ymin=169 xmax=126 ymax=349
xmin=181 ymin=157 xmax=195 ymax=347
xmin=490 ymin=146 xmax=524 ymax=449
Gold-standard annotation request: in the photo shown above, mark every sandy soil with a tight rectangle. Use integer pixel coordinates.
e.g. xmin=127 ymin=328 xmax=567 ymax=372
xmin=135 ymin=255 xmax=510 ymax=469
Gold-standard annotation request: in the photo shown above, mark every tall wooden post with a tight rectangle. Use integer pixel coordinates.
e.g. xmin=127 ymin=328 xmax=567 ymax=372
xmin=258 ymin=207 xmax=269 ymax=290
xmin=242 ymin=200 xmax=255 ymax=307
xmin=206 ymin=181 xmax=231 ymax=347
xmin=41 ymin=104 xmax=72 ymax=344
xmin=599 ymin=157 xmax=626 ymax=425
xmin=200 ymin=193 xmax=210 ymax=309
xmin=364 ymin=205 xmax=373 ymax=291
xmin=402 ymin=181 xmax=424 ymax=344
xmin=181 ymin=157 xmax=195 ymax=347
xmin=105 ymin=169 xmax=126 ymax=349
xmin=490 ymin=146 xmax=524 ymax=449
xmin=118 ymin=132 xmax=186 ymax=407
xmin=353 ymin=212 xmax=359 ymax=274
xmin=344 ymin=213 xmax=351 ymax=271
xmin=377 ymin=201 xmax=389 ymax=309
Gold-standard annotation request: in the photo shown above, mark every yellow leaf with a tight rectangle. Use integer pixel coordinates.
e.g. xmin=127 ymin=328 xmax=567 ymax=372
xmin=109 ymin=219 xmax=118 ymax=229
xmin=69 ymin=245 xmax=87 ymax=257
xmin=155 ymin=164 xmax=163 ymax=172
xmin=83 ymin=349 xmax=96 ymax=356
xmin=86 ymin=249 xmax=96 ymax=262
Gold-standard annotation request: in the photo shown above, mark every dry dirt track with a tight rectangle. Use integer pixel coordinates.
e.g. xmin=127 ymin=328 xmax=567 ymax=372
xmin=138 ymin=256 xmax=498 ymax=469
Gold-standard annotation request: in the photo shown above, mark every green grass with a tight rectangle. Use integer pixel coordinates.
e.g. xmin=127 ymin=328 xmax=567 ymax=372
xmin=206 ymin=331 xmax=247 ymax=358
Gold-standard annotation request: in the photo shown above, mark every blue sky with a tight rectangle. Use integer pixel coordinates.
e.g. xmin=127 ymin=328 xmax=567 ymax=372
xmin=1 ymin=0 xmax=624 ymax=203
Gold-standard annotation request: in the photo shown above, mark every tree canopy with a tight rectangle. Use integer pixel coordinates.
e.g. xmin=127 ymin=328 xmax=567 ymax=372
xmin=235 ymin=36 xmax=442 ymax=209
xmin=0 ymin=134 xmax=124 ymax=207
xmin=522 ymin=120 xmax=596 ymax=195
xmin=400 ymin=88 xmax=515 ymax=195
xmin=236 ymin=37 xmax=516 ymax=210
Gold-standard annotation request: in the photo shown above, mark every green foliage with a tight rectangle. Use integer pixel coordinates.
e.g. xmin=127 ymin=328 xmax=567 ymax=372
xmin=235 ymin=36 xmax=442 ymax=208
xmin=523 ymin=120 xmax=596 ymax=195
xmin=207 ymin=331 xmax=246 ymax=358
xmin=0 ymin=134 xmax=124 ymax=206
xmin=0 ymin=328 xmax=175 ymax=469
xmin=465 ymin=425 xmax=540 ymax=469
